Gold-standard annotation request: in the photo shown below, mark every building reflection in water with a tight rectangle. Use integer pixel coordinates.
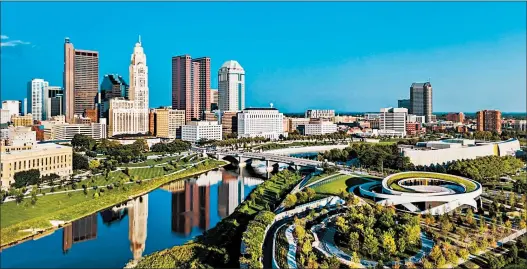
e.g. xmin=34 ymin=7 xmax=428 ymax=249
xmin=217 ymin=170 xmax=263 ymax=218
xmin=163 ymin=171 xmax=226 ymax=236
xmin=129 ymin=195 xmax=148 ymax=261
xmin=62 ymin=214 xmax=98 ymax=253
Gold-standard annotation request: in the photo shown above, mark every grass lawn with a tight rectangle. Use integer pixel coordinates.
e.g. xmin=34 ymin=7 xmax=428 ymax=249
xmin=119 ymin=156 xmax=181 ymax=167
xmin=312 ymin=175 xmax=370 ymax=196
xmin=128 ymin=167 xmax=169 ymax=180
xmin=304 ymin=171 xmax=340 ymax=185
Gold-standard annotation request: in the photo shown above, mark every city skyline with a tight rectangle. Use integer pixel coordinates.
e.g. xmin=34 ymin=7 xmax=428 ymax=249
xmin=1 ymin=2 xmax=525 ymax=113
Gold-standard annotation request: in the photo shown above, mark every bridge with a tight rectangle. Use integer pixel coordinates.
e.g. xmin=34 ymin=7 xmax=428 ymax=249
xmin=214 ymin=151 xmax=323 ymax=169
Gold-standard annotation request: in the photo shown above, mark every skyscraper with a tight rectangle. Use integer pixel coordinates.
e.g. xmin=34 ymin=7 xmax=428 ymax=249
xmin=107 ymin=38 xmax=150 ymax=137
xmin=172 ymin=55 xmax=211 ymax=123
xmin=63 ymin=38 xmax=99 ymax=123
xmin=218 ymin=60 xmax=245 ymax=112
xmin=128 ymin=37 xmax=149 ymax=133
xmin=397 ymin=99 xmax=410 ymax=110
xmin=27 ymin=78 xmax=49 ymax=121
xmin=192 ymin=57 xmax=211 ymax=117
xmin=44 ymin=86 xmax=64 ymax=119
xmin=409 ymin=82 xmax=433 ymax=123
xmin=100 ymin=74 xmax=129 ymax=119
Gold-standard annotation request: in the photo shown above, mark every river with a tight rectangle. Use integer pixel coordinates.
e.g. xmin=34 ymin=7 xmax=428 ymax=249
xmin=0 ymin=167 xmax=262 ymax=268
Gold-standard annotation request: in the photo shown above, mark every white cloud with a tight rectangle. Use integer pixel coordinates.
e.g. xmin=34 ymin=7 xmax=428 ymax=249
xmin=1 ymin=40 xmax=30 ymax=47
xmin=0 ymin=35 xmax=8 ymax=39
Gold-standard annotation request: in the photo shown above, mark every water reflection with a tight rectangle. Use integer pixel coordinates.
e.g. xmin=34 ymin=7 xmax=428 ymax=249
xmin=62 ymin=214 xmax=98 ymax=253
xmin=0 ymin=168 xmax=261 ymax=268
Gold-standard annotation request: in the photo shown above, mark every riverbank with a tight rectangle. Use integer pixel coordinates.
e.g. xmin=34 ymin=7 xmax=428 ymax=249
xmin=0 ymin=159 xmax=227 ymax=249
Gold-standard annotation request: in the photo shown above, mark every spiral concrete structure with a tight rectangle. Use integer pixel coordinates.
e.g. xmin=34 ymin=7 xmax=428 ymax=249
xmin=358 ymin=171 xmax=482 ymax=215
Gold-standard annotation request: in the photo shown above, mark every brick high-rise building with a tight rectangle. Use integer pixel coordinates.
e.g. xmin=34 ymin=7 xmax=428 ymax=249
xmin=476 ymin=110 xmax=502 ymax=133
xmin=172 ymin=55 xmax=210 ymax=123
xmin=446 ymin=112 xmax=465 ymax=123
xmin=63 ymin=38 xmax=99 ymax=123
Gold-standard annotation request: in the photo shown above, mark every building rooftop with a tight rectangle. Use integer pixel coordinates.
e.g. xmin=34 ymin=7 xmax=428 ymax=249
xmin=243 ymin=107 xmax=278 ymax=111
xmin=221 ymin=60 xmax=244 ymax=70
xmin=411 ymin=82 xmax=432 ymax=88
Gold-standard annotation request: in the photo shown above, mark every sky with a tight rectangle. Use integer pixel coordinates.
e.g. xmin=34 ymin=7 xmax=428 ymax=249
xmin=1 ymin=2 xmax=526 ymax=113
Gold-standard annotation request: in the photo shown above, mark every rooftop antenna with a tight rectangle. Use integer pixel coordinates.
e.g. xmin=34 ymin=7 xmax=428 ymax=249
xmin=270 ymin=102 xmax=274 ymax=108
xmin=138 ymin=35 xmax=141 ymax=45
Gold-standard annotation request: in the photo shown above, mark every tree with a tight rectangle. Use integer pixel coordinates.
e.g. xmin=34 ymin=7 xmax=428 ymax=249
xmin=73 ymin=153 xmax=89 ymax=170
xmin=429 ymin=245 xmax=442 ymax=263
xmin=397 ymin=237 xmax=406 ymax=254
xmin=466 ymin=208 xmax=475 ymax=226
xmin=328 ymin=255 xmax=340 ymax=269
xmin=15 ymin=189 xmax=24 ymax=204
xmin=71 ymin=134 xmax=93 ymax=150
xmin=458 ymin=248 xmax=470 ymax=261
xmin=89 ymin=159 xmax=100 ymax=170
xmin=284 ymin=194 xmax=297 ymax=208
xmin=351 ymin=252 xmax=360 ymax=264
xmin=382 ymin=232 xmax=397 ymax=256
xmin=30 ymin=191 xmax=38 ymax=206
xmin=349 ymin=232 xmax=360 ymax=251
xmin=363 ymin=233 xmax=379 ymax=258
xmin=13 ymin=169 xmax=40 ymax=188
xmin=404 ymin=224 xmax=421 ymax=246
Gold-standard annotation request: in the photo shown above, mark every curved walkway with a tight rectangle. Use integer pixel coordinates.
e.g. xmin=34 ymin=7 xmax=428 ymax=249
xmin=285 ymin=224 xmax=298 ymax=269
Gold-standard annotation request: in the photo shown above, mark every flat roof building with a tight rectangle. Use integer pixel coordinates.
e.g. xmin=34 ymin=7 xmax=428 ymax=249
xmin=182 ymin=121 xmax=222 ymax=143
xmin=0 ymin=142 xmax=73 ymax=189
xmin=238 ymin=108 xmax=285 ymax=140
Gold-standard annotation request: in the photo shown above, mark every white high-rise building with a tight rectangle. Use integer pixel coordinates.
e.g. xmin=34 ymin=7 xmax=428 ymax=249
xmin=379 ymin=107 xmax=408 ymax=137
xmin=2 ymin=100 xmax=21 ymax=118
xmin=218 ymin=60 xmax=245 ymax=112
xmin=108 ymin=37 xmax=149 ymax=137
xmin=27 ymin=79 xmax=49 ymax=121
xmin=238 ymin=108 xmax=286 ymax=140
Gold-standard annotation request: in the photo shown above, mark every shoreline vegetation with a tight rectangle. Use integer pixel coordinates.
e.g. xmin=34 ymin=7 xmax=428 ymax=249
xmin=0 ymin=159 xmax=227 ymax=249
xmin=132 ymin=169 xmax=304 ymax=269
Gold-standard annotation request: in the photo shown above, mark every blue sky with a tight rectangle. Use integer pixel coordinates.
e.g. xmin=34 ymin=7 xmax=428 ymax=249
xmin=1 ymin=2 xmax=525 ymax=113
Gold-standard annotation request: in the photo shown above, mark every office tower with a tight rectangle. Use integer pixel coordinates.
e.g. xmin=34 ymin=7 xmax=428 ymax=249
xmin=379 ymin=107 xmax=408 ymax=137
xmin=446 ymin=112 xmax=465 ymax=123
xmin=152 ymin=108 xmax=185 ymax=138
xmin=100 ymin=74 xmax=129 ymax=119
xmin=27 ymin=78 xmax=49 ymax=121
xmin=23 ymin=98 xmax=27 ymax=115
xmin=238 ymin=108 xmax=285 ymax=140
xmin=397 ymin=99 xmax=411 ymax=110
xmin=193 ymin=57 xmax=211 ymax=116
xmin=476 ymin=110 xmax=502 ymax=133
xmin=218 ymin=60 xmax=245 ymax=112
xmin=108 ymin=38 xmax=150 ymax=137
xmin=2 ymin=100 xmax=21 ymax=117
xmin=210 ymin=88 xmax=218 ymax=111
xmin=409 ymin=82 xmax=433 ymax=123
xmin=63 ymin=38 xmax=99 ymax=123
xmin=172 ymin=55 xmax=210 ymax=123
xmin=44 ymin=86 xmax=64 ymax=119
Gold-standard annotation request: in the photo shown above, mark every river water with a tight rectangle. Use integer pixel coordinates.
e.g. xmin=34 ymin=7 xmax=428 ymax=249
xmin=0 ymin=167 xmax=262 ymax=268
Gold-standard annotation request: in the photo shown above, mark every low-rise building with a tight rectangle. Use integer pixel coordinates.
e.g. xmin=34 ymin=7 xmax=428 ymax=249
xmin=407 ymin=114 xmax=425 ymax=124
xmin=0 ymin=142 xmax=72 ymax=189
xmin=50 ymin=123 xmax=107 ymax=141
xmin=299 ymin=121 xmax=337 ymax=136
xmin=446 ymin=112 xmax=465 ymax=123
xmin=182 ymin=121 xmax=222 ymax=143
xmin=6 ymin=126 xmax=36 ymax=146
xmin=406 ymin=122 xmax=422 ymax=136
xmin=11 ymin=114 xmax=33 ymax=127
xmin=288 ymin=118 xmax=310 ymax=132
xmin=305 ymin=109 xmax=335 ymax=119
xmin=400 ymin=138 xmax=520 ymax=166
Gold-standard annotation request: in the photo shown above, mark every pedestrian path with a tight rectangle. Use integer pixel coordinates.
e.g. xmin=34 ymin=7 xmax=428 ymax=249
xmin=285 ymin=224 xmax=298 ymax=269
